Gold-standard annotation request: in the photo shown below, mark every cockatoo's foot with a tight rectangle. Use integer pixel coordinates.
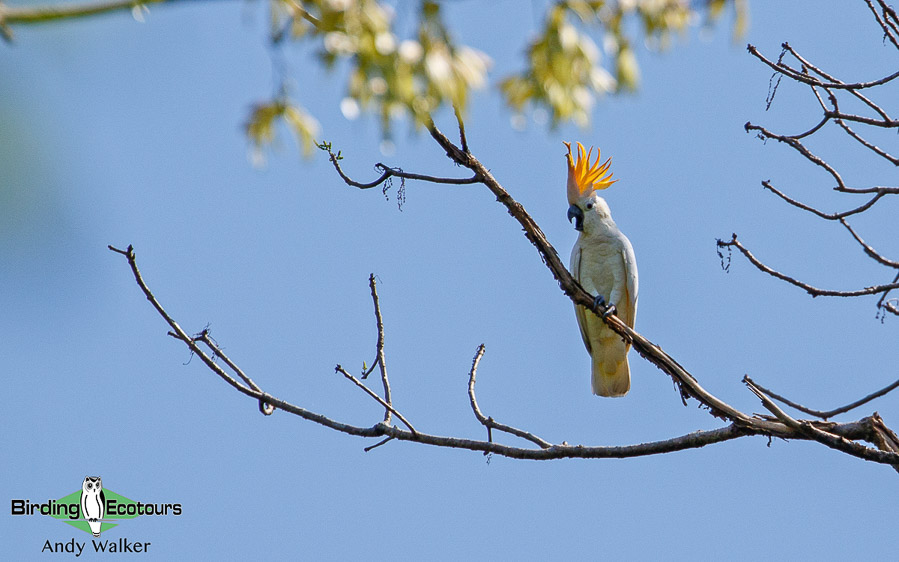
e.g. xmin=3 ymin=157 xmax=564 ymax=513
xmin=592 ymin=295 xmax=617 ymax=318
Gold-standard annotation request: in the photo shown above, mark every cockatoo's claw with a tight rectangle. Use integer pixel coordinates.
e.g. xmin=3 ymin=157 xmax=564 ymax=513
xmin=592 ymin=294 xmax=606 ymax=311
xmin=602 ymin=304 xmax=618 ymax=319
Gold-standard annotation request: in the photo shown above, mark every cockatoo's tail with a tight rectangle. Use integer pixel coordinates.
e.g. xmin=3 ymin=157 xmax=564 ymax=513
xmin=564 ymin=141 xmax=617 ymax=206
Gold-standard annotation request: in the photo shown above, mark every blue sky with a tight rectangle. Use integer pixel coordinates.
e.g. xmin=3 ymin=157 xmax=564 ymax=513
xmin=2 ymin=1 xmax=898 ymax=559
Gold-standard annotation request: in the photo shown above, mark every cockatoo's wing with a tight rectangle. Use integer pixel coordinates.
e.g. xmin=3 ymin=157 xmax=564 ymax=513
xmin=621 ymin=240 xmax=638 ymax=330
xmin=570 ymin=245 xmax=592 ymax=353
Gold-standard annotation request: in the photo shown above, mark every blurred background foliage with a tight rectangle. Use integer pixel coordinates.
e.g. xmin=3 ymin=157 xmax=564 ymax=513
xmin=2 ymin=0 xmax=748 ymax=158
xmin=251 ymin=0 xmax=748 ymax=157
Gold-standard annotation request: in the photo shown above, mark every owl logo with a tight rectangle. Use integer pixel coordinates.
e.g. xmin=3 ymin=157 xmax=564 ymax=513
xmin=80 ymin=476 xmax=106 ymax=537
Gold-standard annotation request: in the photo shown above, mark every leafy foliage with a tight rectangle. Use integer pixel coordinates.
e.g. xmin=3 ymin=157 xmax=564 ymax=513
xmin=247 ymin=0 xmax=747 ymax=156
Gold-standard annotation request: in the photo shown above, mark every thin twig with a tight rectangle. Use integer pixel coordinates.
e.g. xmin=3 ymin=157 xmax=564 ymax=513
xmin=832 ymin=114 xmax=899 ymax=166
xmin=466 ymin=345 xmax=553 ymax=449
xmin=826 ymin=109 xmax=899 ymax=129
xmin=745 ymin=376 xmax=899 ymax=420
xmin=107 ymin=245 xmax=261 ymax=400
xmin=876 ymin=271 xmax=899 ymax=317
xmin=320 ymin=146 xmax=480 ymax=189
xmin=761 ymin=180 xmax=884 ymax=220
xmin=368 ymin=274 xmax=392 ymax=425
xmin=788 ymin=115 xmax=830 ymax=140
xmin=881 ymin=0 xmax=899 ymax=39
xmin=336 ymin=365 xmax=416 ymax=435
xmin=453 ymin=105 xmax=470 ymax=154
xmin=193 ymin=329 xmax=274 ymax=415
xmin=285 ymin=0 xmax=324 ymax=30
xmin=364 ymin=436 xmax=395 ymax=452
xmin=866 ymin=0 xmax=899 ymax=49
xmin=826 ymin=92 xmax=899 ymax=165
xmin=745 ymin=123 xmax=846 ymax=188
xmin=747 ymin=43 xmax=899 ymax=90
xmin=717 ymin=234 xmax=899 ymax=298
xmin=839 ymin=219 xmax=899 ymax=268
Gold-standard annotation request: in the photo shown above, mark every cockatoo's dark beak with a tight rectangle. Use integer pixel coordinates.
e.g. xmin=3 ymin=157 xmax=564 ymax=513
xmin=567 ymin=204 xmax=584 ymax=231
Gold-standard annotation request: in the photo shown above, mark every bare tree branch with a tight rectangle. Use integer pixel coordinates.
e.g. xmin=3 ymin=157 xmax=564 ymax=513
xmin=335 ymin=365 xmax=416 ymax=436
xmin=717 ymin=234 xmax=899 ymax=298
xmin=318 ymin=142 xmax=480 ymax=189
xmin=876 ymin=271 xmax=899 ymax=319
xmin=866 ymin=0 xmax=899 ymax=49
xmin=467 ymin=344 xmax=553 ymax=449
xmin=746 ymin=379 xmax=899 ymax=470
xmin=107 ymin=245 xmax=261 ymax=401
xmin=366 ymin=274 xmax=392 ymax=426
xmin=747 ymin=43 xmax=899 ymax=90
xmin=760 ymin=180 xmax=885 ymax=220
xmin=825 ymin=93 xmax=899 ymax=166
xmin=453 ymin=105 xmax=470 ymax=154
xmin=839 ymin=219 xmax=899 ymax=268
xmin=744 ymin=123 xmax=846 ymax=188
xmin=191 ymin=329 xmax=274 ymax=415
xmin=745 ymin=376 xmax=899 ymax=421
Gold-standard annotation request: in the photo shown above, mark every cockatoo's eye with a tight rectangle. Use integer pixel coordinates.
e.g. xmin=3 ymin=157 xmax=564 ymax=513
xmin=586 ymin=202 xmax=594 ymax=209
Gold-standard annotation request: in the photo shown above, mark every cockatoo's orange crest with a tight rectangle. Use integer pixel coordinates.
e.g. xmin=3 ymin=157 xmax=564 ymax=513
xmin=564 ymin=141 xmax=617 ymax=205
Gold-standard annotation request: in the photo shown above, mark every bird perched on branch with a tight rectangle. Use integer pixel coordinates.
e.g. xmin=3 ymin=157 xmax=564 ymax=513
xmin=565 ymin=142 xmax=638 ymax=397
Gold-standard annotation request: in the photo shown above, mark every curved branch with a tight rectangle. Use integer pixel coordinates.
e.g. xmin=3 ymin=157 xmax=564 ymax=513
xmin=745 ymin=122 xmax=846 ymax=188
xmin=761 ymin=180 xmax=885 ymax=220
xmin=467 ymin=344 xmax=553 ymax=449
xmin=336 ymin=365 xmax=416 ymax=435
xmin=319 ymin=143 xmax=481 ymax=189
xmin=716 ymin=234 xmax=899 ymax=298
xmin=108 ymin=245 xmax=259 ymax=400
xmin=745 ymin=375 xmax=899 ymax=421
xmin=747 ymin=43 xmax=899 ymax=90
xmin=839 ymin=219 xmax=899 ymax=268
xmin=367 ymin=273 xmax=392 ymax=425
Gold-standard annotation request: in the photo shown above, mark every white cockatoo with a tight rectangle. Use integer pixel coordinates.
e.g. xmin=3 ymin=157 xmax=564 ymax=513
xmin=565 ymin=142 xmax=638 ymax=397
